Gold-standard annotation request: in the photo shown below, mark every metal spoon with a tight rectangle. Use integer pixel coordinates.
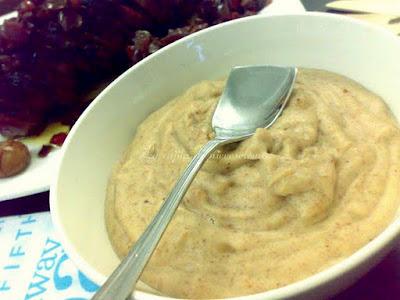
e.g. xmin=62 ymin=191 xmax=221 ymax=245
xmin=93 ymin=65 xmax=298 ymax=300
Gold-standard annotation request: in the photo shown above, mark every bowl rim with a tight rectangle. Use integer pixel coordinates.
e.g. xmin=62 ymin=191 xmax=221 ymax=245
xmin=50 ymin=11 xmax=400 ymax=300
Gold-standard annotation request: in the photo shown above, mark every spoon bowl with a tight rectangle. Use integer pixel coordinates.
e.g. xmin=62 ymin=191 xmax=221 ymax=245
xmin=213 ymin=65 xmax=297 ymax=140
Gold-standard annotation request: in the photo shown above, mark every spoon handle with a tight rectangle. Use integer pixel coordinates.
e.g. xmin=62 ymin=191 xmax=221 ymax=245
xmin=93 ymin=138 xmax=224 ymax=300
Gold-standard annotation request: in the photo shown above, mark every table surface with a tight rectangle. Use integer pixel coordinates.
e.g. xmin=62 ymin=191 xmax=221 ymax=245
xmin=0 ymin=0 xmax=399 ymax=299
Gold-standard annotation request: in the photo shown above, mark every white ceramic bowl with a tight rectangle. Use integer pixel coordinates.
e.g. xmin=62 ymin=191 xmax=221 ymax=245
xmin=50 ymin=13 xmax=400 ymax=300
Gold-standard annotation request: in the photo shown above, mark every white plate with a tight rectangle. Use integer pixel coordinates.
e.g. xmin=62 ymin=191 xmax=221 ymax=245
xmin=0 ymin=0 xmax=304 ymax=202
xmin=0 ymin=138 xmax=61 ymax=201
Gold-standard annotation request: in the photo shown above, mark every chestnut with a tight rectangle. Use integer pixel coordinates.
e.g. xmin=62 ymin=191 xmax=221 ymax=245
xmin=0 ymin=140 xmax=31 ymax=178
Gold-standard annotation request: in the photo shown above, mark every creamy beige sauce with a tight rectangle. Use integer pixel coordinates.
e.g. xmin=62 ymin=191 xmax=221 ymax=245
xmin=105 ymin=69 xmax=400 ymax=298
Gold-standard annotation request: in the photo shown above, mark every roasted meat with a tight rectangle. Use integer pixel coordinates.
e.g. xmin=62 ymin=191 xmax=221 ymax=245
xmin=0 ymin=0 xmax=269 ymax=138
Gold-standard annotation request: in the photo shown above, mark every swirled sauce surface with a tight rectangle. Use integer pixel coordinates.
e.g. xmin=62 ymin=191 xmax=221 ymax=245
xmin=105 ymin=69 xmax=400 ymax=298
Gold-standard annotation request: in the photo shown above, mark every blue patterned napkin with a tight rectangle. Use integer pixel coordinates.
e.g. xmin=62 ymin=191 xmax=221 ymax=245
xmin=0 ymin=212 xmax=99 ymax=300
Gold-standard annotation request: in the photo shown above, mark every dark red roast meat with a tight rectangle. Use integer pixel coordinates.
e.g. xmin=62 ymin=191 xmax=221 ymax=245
xmin=0 ymin=0 xmax=270 ymax=138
